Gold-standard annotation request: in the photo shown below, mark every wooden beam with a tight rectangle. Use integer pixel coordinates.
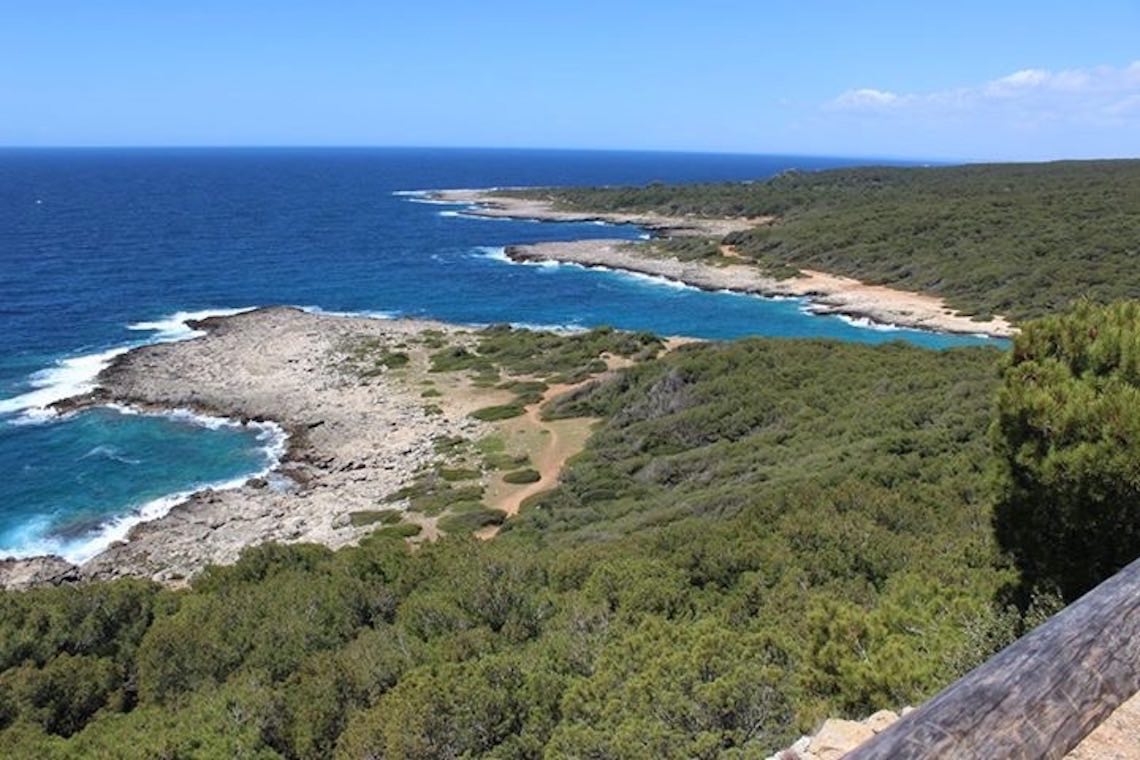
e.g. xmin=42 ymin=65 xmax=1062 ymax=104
xmin=845 ymin=556 xmax=1140 ymax=759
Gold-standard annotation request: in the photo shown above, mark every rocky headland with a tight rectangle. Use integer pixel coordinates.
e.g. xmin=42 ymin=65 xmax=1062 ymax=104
xmin=434 ymin=189 xmax=1015 ymax=339
xmin=0 ymin=307 xmax=491 ymax=588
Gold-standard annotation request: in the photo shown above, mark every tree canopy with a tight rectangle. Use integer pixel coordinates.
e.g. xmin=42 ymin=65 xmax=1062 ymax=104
xmin=992 ymin=300 xmax=1140 ymax=601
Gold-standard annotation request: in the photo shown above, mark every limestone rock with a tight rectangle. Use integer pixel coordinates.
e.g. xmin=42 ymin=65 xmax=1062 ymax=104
xmin=865 ymin=709 xmax=899 ymax=733
xmin=808 ymin=719 xmax=876 ymax=760
xmin=0 ymin=555 xmax=80 ymax=590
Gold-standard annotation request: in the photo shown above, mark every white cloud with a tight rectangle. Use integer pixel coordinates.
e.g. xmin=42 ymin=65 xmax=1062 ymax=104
xmin=831 ymin=88 xmax=902 ymax=109
xmin=827 ymin=60 xmax=1140 ymax=124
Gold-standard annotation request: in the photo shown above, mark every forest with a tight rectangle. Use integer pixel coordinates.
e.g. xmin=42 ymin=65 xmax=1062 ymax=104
xmin=1 ymin=330 xmax=1042 ymax=758
xmin=518 ymin=160 xmax=1140 ymax=321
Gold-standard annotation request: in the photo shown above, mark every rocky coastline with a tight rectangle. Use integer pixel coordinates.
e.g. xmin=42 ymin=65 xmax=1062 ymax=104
xmin=507 ymin=240 xmax=1015 ymax=339
xmin=0 ymin=307 xmax=488 ymax=590
xmin=432 ymin=188 xmax=1014 ymax=339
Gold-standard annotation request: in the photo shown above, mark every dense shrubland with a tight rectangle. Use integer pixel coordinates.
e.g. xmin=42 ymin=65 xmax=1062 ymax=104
xmin=0 ymin=335 xmax=1033 ymax=758
xmin=992 ymin=300 xmax=1140 ymax=602
xmin=521 ymin=160 xmax=1140 ymax=321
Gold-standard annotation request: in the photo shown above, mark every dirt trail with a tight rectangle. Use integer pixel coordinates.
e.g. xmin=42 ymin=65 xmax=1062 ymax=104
xmin=496 ymin=382 xmax=591 ymax=517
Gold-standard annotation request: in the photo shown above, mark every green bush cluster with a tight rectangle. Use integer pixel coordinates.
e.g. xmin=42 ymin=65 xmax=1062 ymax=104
xmin=431 ymin=324 xmax=661 ymax=382
xmin=503 ymin=468 xmax=541 ymax=485
xmin=0 ymin=337 xmax=1030 ymax=757
xmin=992 ymin=300 xmax=1140 ymax=601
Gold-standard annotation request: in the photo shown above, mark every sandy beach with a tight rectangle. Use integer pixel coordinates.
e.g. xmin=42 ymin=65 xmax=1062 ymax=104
xmin=0 ymin=308 xmax=499 ymax=588
xmin=434 ymin=188 xmax=1015 ymax=339
xmin=508 ymin=240 xmax=1016 ymax=339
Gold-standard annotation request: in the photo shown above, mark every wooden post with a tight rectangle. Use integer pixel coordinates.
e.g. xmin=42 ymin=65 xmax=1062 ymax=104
xmin=845 ymin=557 xmax=1140 ymax=759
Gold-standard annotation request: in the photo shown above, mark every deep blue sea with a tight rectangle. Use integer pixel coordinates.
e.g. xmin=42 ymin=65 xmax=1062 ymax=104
xmin=0 ymin=148 xmax=999 ymax=562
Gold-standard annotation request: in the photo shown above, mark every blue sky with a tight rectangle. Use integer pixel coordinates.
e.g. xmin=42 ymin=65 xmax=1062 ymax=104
xmin=2 ymin=0 xmax=1138 ymax=161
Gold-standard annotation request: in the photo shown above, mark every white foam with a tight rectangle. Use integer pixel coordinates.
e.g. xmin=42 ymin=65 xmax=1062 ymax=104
xmin=79 ymin=444 xmax=141 ymax=466
xmin=127 ymin=306 xmax=256 ymax=343
xmin=505 ymin=321 xmax=588 ymax=334
xmin=0 ymin=414 xmax=288 ymax=564
xmin=439 ymin=209 xmax=536 ymax=223
xmin=0 ymin=346 xmax=131 ymax=422
xmin=801 ymin=305 xmax=903 ymax=333
xmin=1 ymin=307 xmax=261 ymax=424
xmin=299 ymin=305 xmax=398 ymax=320
xmin=620 ymin=269 xmax=694 ymax=291
xmin=550 ymin=260 xmax=698 ymax=292
xmin=392 ymin=189 xmax=468 ymax=206
xmin=473 ymin=246 xmax=510 ymax=263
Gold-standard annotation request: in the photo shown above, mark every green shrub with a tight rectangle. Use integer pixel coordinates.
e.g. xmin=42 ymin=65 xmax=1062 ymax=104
xmin=470 ymin=404 xmax=525 ymax=421
xmin=371 ymin=523 xmax=423 ymax=540
xmin=348 ymin=510 xmax=404 ymax=527
xmin=503 ymin=469 xmax=541 ymax=485
xmin=439 ymin=468 xmax=481 ymax=482
xmin=438 ymin=509 xmax=508 ymax=534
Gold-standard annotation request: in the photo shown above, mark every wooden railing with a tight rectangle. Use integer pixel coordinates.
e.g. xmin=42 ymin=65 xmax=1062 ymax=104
xmin=845 ymin=556 xmax=1140 ymax=759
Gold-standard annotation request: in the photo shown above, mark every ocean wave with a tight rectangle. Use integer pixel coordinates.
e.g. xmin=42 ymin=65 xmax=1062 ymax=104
xmin=79 ymin=444 xmax=141 ymax=466
xmin=0 ymin=346 xmax=131 ymax=423
xmin=127 ymin=306 xmax=256 ymax=343
xmin=0 ymin=414 xmax=287 ymax=564
xmin=546 ymin=260 xmax=697 ymax=292
xmin=299 ymin=305 xmax=398 ymax=320
xmin=396 ymin=193 xmax=465 ymax=207
xmin=801 ymin=306 xmax=904 ymax=333
xmin=473 ymin=246 xmax=510 ymax=263
xmin=619 ymin=269 xmax=695 ymax=292
xmin=438 ymin=209 xmax=537 ymax=223
xmin=0 ymin=307 xmax=261 ymax=424
xmin=504 ymin=321 xmax=588 ymax=334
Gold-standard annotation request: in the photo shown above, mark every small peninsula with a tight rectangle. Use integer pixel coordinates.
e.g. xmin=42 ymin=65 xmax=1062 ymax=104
xmin=0 ymin=307 xmax=656 ymax=589
xmin=431 ymin=188 xmax=1016 ymax=338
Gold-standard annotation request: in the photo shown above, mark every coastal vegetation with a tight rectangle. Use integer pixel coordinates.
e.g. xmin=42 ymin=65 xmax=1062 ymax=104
xmin=992 ymin=300 xmax=1140 ymax=602
xmin=519 ymin=160 xmax=1140 ymax=321
xmin=0 ymin=332 xmax=1041 ymax=758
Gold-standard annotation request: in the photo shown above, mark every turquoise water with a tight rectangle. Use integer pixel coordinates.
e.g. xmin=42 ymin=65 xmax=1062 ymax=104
xmin=0 ymin=148 xmax=1000 ymax=561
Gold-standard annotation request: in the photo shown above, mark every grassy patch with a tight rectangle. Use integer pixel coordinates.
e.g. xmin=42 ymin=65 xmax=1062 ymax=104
xmin=430 ymin=325 xmax=661 ymax=381
xmin=439 ymin=467 xmax=481 ymax=482
xmin=369 ymin=522 xmax=422 ymax=540
xmin=470 ymin=404 xmax=526 ymax=421
xmin=434 ymin=435 xmax=469 ymax=455
xmin=347 ymin=509 xmax=405 ymax=527
xmin=438 ymin=508 xmax=507 ymax=534
xmin=389 ymin=478 xmax=486 ymax=516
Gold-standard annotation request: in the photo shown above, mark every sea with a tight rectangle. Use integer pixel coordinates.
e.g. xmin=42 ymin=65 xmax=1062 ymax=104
xmin=0 ymin=148 xmax=1000 ymax=563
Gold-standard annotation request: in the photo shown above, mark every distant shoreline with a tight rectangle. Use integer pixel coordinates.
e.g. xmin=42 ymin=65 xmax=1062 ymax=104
xmin=431 ymin=189 xmax=1016 ymax=339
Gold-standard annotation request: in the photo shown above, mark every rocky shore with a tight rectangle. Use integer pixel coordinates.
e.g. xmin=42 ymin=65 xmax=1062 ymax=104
xmin=430 ymin=188 xmax=759 ymax=237
xmin=431 ymin=189 xmax=1014 ymax=339
xmin=0 ymin=307 xmax=487 ymax=589
xmin=507 ymin=240 xmax=1016 ymax=339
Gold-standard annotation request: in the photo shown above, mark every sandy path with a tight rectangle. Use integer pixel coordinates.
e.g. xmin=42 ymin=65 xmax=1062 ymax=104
xmin=495 ymin=382 xmax=593 ymax=518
